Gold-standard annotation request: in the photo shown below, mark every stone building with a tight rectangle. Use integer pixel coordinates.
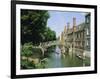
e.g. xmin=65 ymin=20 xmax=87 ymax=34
xmin=85 ymin=13 xmax=91 ymax=51
xmin=60 ymin=13 xmax=90 ymax=58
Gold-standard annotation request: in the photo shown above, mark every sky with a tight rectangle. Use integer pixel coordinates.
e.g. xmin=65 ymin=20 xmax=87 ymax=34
xmin=47 ymin=11 xmax=87 ymax=38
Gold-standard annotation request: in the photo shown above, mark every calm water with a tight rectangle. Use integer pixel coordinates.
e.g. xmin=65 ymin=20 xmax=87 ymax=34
xmin=43 ymin=46 xmax=90 ymax=68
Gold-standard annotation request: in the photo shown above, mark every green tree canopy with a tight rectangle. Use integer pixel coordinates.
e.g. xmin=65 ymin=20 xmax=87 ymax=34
xmin=21 ymin=9 xmax=56 ymax=45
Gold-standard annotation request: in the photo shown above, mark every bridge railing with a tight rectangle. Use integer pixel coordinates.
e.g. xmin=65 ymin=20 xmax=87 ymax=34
xmin=39 ymin=40 xmax=59 ymax=47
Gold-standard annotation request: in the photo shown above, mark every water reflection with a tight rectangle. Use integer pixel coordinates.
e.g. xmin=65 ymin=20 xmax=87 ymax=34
xmin=43 ymin=45 xmax=90 ymax=68
xmin=45 ymin=46 xmax=62 ymax=68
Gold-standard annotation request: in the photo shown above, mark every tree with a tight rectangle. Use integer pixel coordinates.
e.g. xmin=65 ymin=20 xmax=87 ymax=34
xmin=21 ymin=9 xmax=56 ymax=45
xmin=43 ymin=27 xmax=56 ymax=41
xmin=21 ymin=10 xmax=50 ymax=45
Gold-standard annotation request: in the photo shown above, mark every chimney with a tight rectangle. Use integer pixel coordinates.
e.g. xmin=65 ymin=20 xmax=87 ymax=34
xmin=73 ymin=17 xmax=76 ymax=32
xmin=73 ymin=17 xmax=76 ymax=26
xmin=64 ymin=25 xmax=67 ymax=33
xmin=67 ymin=22 xmax=70 ymax=32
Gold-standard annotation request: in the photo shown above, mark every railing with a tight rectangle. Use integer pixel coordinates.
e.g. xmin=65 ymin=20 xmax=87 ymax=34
xmin=39 ymin=40 xmax=59 ymax=47
xmin=29 ymin=40 xmax=59 ymax=55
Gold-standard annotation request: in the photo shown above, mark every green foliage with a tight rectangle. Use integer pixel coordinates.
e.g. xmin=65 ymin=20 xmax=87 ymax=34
xmin=21 ymin=59 xmax=36 ymax=69
xmin=21 ymin=42 xmax=33 ymax=57
xmin=43 ymin=27 xmax=56 ymax=41
xmin=21 ymin=10 xmax=57 ymax=69
xmin=21 ymin=42 xmax=43 ymax=57
xmin=21 ymin=10 xmax=49 ymax=44
xmin=21 ymin=9 xmax=56 ymax=45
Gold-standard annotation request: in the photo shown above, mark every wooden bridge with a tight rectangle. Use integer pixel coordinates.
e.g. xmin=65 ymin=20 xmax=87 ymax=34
xmin=32 ymin=40 xmax=60 ymax=56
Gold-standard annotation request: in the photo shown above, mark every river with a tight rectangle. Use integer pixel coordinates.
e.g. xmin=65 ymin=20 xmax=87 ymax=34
xmin=42 ymin=45 xmax=90 ymax=68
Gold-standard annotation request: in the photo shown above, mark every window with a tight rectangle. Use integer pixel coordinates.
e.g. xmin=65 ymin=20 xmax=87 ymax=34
xmin=86 ymin=28 xmax=89 ymax=35
xmin=87 ymin=40 xmax=89 ymax=46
